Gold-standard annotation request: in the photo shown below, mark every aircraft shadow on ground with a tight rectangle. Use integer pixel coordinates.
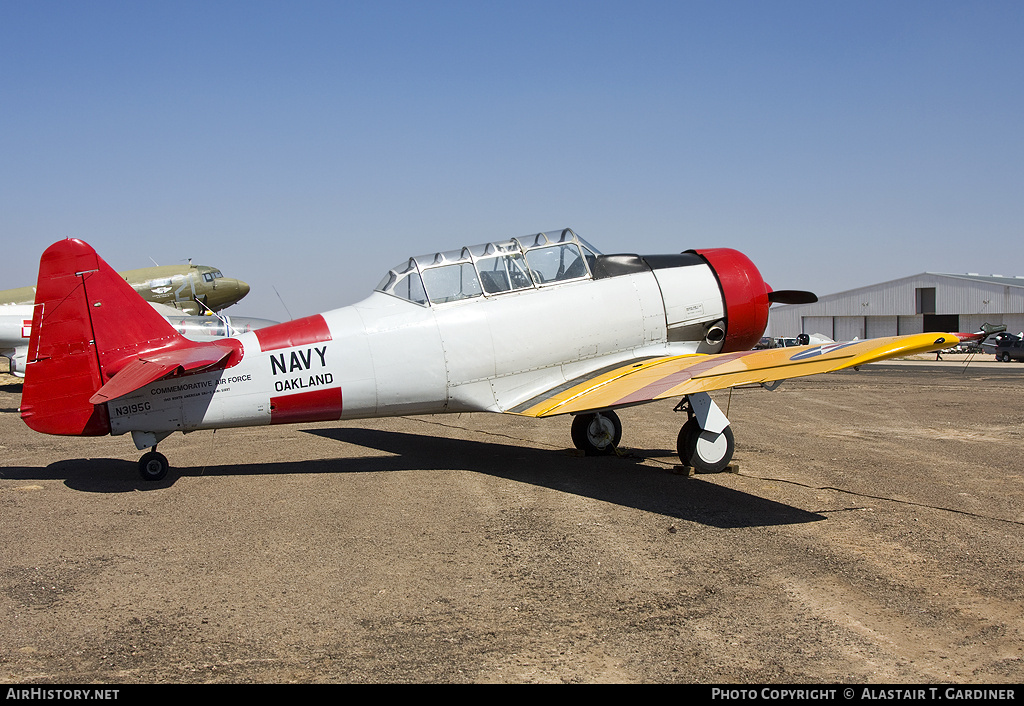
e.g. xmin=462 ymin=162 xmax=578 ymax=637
xmin=1 ymin=381 xmax=22 ymax=412
xmin=5 ymin=427 xmax=823 ymax=529
xmin=304 ymin=428 xmax=824 ymax=529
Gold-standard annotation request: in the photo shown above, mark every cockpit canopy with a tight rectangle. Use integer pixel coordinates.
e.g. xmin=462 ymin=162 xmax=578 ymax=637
xmin=376 ymin=228 xmax=602 ymax=306
xmin=199 ymin=268 xmax=225 ymax=283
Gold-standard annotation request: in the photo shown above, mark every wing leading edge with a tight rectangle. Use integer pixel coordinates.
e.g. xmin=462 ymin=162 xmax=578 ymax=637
xmin=511 ymin=332 xmax=967 ymax=418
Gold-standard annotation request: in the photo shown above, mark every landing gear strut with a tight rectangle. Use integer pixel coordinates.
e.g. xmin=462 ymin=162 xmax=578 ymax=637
xmin=674 ymin=393 xmax=735 ymax=472
xmin=138 ymin=449 xmax=169 ymax=482
xmin=571 ymin=411 xmax=622 ymax=455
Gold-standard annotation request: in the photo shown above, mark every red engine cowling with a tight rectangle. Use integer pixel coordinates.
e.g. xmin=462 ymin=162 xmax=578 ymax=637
xmin=690 ymin=248 xmax=772 ymax=353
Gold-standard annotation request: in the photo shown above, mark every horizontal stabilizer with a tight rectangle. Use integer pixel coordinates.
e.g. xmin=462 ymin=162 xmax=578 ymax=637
xmin=89 ymin=342 xmax=238 ymax=404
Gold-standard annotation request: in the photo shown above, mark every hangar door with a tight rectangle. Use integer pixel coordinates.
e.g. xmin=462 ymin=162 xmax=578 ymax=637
xmin=898 ymin=316 xmax=923 ymax=335
xmin=802 ymin=316 xmax=833 ymax=338
xmin=866 ymin=316 xmax=898 ymax=338
xmin=834 ymin=316 xmax=865 ymax=341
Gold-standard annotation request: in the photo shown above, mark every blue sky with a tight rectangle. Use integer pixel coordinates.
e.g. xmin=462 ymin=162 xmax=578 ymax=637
xmin=2 ymin=1 xmax=1022 ymax=320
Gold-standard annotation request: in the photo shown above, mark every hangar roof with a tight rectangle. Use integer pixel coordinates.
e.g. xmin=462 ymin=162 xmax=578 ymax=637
xmin=930 ymin=272 xmax=1024 ymax=288
xmin=805 ymin=272 xmax=1024 ymax=303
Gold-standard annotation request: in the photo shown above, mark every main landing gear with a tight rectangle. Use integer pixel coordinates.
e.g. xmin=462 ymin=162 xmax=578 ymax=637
xmin=569 ymin=392 xmax=735 ymax=472
xmin=674 ymin=392 xmax=735 ymax=472
xmin=571 ymin=410 xmax=623 ymax=455
xmin=676 ymin=416 xmax=735 ymax=472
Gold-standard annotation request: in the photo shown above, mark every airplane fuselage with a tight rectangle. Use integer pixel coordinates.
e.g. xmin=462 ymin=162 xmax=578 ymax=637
xmin=104 ymin=250 xmax=733 ymax=441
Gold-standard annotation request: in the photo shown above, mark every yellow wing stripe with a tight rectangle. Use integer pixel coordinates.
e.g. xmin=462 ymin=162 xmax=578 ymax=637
xmin=513 ymin=332 xmax=959 ymax=418
xmin=507 ymin=354 xmax=702 ymax=416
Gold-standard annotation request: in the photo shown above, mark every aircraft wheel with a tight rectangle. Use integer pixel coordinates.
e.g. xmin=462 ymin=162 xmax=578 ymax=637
xmin=571 ymin=411 xmax=622 ymax=455
xmin=138 ymin=451 xmax=169 ymax=482
xmin=677 ymin=418 xmax=734 ymax=472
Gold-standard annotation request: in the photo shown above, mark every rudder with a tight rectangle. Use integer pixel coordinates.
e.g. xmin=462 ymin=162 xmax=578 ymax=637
xmin=20 ymin=239 xmax=182 ymax=435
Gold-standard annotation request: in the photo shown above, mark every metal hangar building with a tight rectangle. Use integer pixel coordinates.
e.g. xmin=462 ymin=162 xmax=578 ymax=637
xmin=767 ymin=272 xmax=1024 ymax=340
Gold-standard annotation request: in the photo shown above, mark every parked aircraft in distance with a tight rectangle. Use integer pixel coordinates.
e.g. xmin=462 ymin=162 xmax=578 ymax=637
xmin=2 ymin=260 xmax=253 ymax=377
xmin=19 ymin=231 xmax=998 ymax=481
xmin=1 ymin=304 xmax=276 ymax=377
xmin=1 ymin=261 xmax=250 ymax=315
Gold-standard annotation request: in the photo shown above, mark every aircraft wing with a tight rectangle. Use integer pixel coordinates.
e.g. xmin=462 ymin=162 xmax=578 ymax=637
xmin=510 ymin=331 xmax=968 ymax=418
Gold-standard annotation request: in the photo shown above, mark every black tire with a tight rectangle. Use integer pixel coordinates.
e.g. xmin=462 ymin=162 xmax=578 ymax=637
xmin=1002 ymin=353 xmax=1012 ymax=362
xmin=138 ymin=451 xmax=169 ymax=482
xmin=676 ymin=418 xmax=735 ymax=473
xmin=571 ymin=411 xmax=622 ymax=455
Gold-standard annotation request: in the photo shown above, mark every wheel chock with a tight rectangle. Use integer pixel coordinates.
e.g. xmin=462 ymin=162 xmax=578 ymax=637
xmin=673 ymin=463 xmax=740 ymax=476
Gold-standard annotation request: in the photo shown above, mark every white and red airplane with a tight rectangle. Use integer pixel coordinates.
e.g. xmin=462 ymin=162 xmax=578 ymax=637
xmin=19 ymin=230 xmax=991 ymax=481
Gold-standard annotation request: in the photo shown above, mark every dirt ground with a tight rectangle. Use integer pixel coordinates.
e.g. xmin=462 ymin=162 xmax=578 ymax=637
xmin=1 ymin=359 xmax=1022 ymax=684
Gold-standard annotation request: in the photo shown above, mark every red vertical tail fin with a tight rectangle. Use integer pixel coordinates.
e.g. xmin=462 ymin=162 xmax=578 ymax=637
xmin=20 ymin=239 xmax=187 ymax=435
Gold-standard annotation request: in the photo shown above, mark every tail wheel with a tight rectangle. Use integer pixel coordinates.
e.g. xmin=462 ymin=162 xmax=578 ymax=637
xmin=138 ymin=451 xmax=169 ymax=482
xmin=571 ymin=411 xmax=622 ymax=455
xmin=677 ymin=418 xmax=734 ymax=472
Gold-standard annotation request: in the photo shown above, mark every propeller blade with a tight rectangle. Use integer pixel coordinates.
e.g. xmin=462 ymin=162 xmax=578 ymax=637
xmin=768 ymin=290 xmax=818 ymax=305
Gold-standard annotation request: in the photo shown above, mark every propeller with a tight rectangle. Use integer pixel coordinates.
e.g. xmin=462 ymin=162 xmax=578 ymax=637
xmin=768 ymin=289 xmax=818 ymax=305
